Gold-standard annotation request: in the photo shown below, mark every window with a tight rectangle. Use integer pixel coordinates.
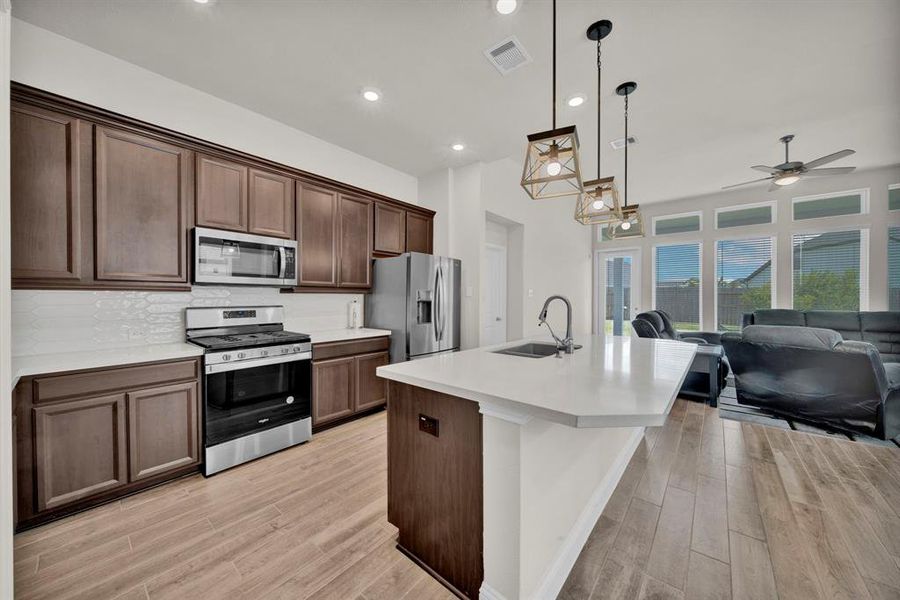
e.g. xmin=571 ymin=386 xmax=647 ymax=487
xmin=653 ymin=212 xmax=701 ymax=236
xmin=716 ymin=237 xmax=774 ymax=331
xmin=655 ymin=242 xmax=701 ymax=331
xmin=890 ymin=184 xmax=900 ymax=211
xmin=891 ymin=226 xmax=900 ymax=310
xmin=716 ymin=203 xmax=774 ymax=229
xmin=792 ymin=229 xmax=865 ymax=310
xmin=793 ymin=190 xmax=866 ymax=221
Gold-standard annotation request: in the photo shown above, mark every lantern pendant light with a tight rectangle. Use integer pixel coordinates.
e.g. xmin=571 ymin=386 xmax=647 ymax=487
xmin=608 ymin=81 xmax=644 ymax=239
xmin=575 ymin=20 xmax=623 ymax=225
xmin=520 ymin=0 xmax=584 ymax=200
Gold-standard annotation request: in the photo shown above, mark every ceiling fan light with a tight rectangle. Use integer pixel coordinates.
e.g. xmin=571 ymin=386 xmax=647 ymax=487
xmin=774 ymin=174 xmax=800 ymax=186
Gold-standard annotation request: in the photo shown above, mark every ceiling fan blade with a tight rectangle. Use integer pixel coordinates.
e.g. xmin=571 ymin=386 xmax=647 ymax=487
xmin=802 ymin=149 xmax=855 ymax=170
xmin=802 ymin=166 xmax=856 ymax=176
xmin=722 ymin=176 xmax=773 ymax=190
xmin=751 ymin=165 xmax=781 ymax=174
xmin=768 ymin=182 xmax=781 ymax=192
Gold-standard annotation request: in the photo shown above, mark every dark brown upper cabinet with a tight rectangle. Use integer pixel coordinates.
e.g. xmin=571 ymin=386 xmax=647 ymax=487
xmin=10 ymin=103 xmax=83 ymax=283
xmin=338 ymin=194 xmax=374 ymax=289
xmin=406 ymin=211 xmax=434 ymax=254
xmin=248 ymin=168 xmax=294 ymax=239
xmin=196 ymin=154 xmax=248 ymax=232
xmin=297 ymin=182 xmax=339 ymax=287
xmin=94 ymin=127 xmax=191 ymax=284
xmin=373 ymin=202 xmax=406 ymax=256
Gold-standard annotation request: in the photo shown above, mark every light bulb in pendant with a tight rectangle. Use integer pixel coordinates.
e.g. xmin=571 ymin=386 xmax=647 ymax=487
xmin=591 ymin=199 xmax=605 ymax=210
xmin=546 ymin=161 xmax=562 ymax=176
xmin=621 ymin=220 xmax=632 ymax=231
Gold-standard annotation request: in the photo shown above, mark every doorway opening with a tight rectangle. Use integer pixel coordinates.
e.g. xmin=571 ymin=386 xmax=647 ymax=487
xmin=595 ymin=249 xmax=642 ymax=336
xmin=482 ymin=213 xmax=524 ymax=346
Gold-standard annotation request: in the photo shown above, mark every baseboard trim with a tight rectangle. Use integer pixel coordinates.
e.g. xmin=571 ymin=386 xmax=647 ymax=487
xmin=531 ymin=426 xmax=645 ymax=600
xmin=479 ymin=581 xmax=508 ymax=600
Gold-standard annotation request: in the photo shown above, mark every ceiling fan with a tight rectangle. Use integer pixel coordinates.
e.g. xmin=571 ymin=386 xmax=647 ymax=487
xmin=723 ymin=134 xmax=856 ymax=191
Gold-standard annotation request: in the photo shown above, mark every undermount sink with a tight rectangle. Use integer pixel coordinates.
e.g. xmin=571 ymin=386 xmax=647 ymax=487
xmin=493 ymin=342 xmax=566 ymax=358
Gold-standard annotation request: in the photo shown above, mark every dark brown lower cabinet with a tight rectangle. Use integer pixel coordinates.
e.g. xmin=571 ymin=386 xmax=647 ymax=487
xmin=14 ymin=358 xmax=202 ymax=530
xmin=312 ymin=336 xmax=390 ymax=428
xmin=387 ymin=381 xmax=483 ymax=599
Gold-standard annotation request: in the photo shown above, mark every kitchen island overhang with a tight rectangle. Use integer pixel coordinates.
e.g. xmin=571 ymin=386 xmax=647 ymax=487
xmin=378 ymin=335 xmax=697 ymax=600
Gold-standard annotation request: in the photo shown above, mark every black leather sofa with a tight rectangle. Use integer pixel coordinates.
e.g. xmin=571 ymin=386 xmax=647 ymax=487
xmin=742 ymin=309 xmax=900 ymax=362
xmin=722 ymin=325 xmax=900 ymax=440
xmin=632 ymin=310 xmax=729 ymax=400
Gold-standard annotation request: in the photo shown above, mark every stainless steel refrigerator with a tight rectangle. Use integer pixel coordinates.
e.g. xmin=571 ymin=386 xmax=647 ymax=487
xmin=366 ymin=253 xmax=461 ymax=363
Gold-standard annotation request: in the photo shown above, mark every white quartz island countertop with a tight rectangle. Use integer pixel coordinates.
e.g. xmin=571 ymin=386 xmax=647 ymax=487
xmin=377 ymin=334 xmax=697 ymax=428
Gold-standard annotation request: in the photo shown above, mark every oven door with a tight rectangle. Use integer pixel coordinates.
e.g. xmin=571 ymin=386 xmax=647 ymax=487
xmin=194 ymin=227 xmax=297 ymax=286
xmin=204 ymin=353 xmax=311 ymax=447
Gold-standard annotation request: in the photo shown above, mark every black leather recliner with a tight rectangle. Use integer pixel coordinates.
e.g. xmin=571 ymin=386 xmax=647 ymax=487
xmin=632 ymin=310 xmax=729 ymax=399
xmin=722 ymin=325 xmax=900 ymax=440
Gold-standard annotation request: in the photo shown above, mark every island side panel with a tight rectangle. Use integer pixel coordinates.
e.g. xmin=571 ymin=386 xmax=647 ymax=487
xmin=386 ymin=381 xmax=484 ymax=599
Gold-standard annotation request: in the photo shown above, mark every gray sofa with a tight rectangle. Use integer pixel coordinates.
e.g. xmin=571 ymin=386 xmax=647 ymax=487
xmin=742 ymin=309 xmax=900 ymax=362
xmin=722 ymin=325 xmax=900 ymax=439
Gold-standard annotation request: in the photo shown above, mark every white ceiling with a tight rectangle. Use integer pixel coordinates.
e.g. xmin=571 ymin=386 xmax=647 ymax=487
xmin=11 ymin=0 xmax=900 ymax=204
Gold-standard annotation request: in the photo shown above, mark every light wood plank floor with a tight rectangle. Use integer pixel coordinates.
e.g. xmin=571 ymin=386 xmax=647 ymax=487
xmin=558 ymin=398 xmax=900 ymax=600
xmin=13 ymin=412 xmax=454 ymax=600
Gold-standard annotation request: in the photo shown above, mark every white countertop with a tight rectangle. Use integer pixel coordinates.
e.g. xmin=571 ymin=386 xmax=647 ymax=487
xmin=11 ymin=343 xmax=205 ymax=390
xmin=377 ymin=335 xmax=697 ymax=428
xmin=308 ymin=328 xmax=392 ymax=344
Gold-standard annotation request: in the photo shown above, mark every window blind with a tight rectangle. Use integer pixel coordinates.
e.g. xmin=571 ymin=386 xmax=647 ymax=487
xmin=716 ymin=237 xmax=773 ymax=331
xmin=655 ymin=243 xmax=701 ymax=330
xmin=792 ymin=230 xmax=861 ymax=310
xmin=717 ymin=205 xmax=772 ymax=229
xmin=890 ymin=187 xmax=900 ymax=211
xmin=890 ymin=227 xmax=900 ymax=310
xmin=793 ymin=193 xmax=862 ymax=221
xmin=655 ymin=214 xmax=701 ymax=236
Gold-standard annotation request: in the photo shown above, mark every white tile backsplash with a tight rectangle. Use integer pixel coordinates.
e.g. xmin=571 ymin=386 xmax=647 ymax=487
xmin=11 ymin=287 xmax=363 ymax=357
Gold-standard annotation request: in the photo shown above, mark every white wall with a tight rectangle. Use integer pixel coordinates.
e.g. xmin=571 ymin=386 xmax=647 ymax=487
xmin=1 ymin=3 xmax=13 ymax=598
xmin=10 ymin=19 xmax=418 ymax=204
xmin=430 ymin=158 xmax=594 ymax=350
xmin=595 ymin=165 xmax=900 ymax=330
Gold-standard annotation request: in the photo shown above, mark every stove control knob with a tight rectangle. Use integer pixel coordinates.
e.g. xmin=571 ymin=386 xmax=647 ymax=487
xmin=237 ymin=352 xmax=246 ymax=359
xmin=292 ymin=345 xmax=304 ymax=353
xmin=222 ymin=354 xmax=232 ymax=361
xmin=260 ymin=350 xmax=268 ymax=357
xmin=281 ymin=347 xmax=291 ymax=354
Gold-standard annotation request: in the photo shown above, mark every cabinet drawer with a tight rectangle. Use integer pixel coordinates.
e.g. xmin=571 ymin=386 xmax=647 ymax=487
xmin=34 ymin=359 xmax=200 ymax=403
xmin=312 ymin=336 xmax=390 ymax=361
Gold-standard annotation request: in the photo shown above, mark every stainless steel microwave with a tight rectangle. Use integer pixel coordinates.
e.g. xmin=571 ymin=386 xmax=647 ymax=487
xmin=193 ymin=227 xmax=298 ymax=287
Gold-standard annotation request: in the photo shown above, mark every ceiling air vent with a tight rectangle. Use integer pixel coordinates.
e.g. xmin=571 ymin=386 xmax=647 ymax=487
xmin=610 ymin=136 xmax=638 ymax=150
xmin=484 ymin=36 xmax=532 ymax=75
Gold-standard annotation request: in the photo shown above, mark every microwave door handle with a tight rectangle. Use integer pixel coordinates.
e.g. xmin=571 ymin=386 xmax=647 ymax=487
xmin=277 ymin=246 xmax=287 ymax=280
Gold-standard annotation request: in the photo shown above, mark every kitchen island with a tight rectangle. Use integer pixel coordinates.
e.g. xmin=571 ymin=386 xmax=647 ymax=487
xmin=377 ymin=335 xmax=696 ymax=600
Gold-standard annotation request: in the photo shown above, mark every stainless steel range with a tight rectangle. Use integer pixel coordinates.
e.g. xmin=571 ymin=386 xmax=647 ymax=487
xmin=185 ymin=306 xmax=312 ymax=476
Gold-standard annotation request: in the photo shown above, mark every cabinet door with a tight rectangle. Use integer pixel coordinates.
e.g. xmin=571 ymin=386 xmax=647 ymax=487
xmin=374 ymin=203 xmax=406 ymax=255
xmin=249 ymin=168 xmax=294 ymax=239
xmin=406 ymin=212 xmax=433 ymax=254
xmin=355 ymin=351 xmax=389 ymax=412
xmin=127 ymin=382 xmax=199 ymax=482
xmin=338 ymin=194 xmax=374 ymax=288
xmin=297 ymin=182 xmax=339 ymax=287
xmin=196 ymin=153 xmax=248 ymax=232
xmin=95 ymin=127 xmax=191 ymax=283
xmin=11 ymin=103 xmax=82 ymax=282
xmin=33 ymin=394 xmax=127 ymax=511
xmin=312 ymin=357 xmax=355 ymax=426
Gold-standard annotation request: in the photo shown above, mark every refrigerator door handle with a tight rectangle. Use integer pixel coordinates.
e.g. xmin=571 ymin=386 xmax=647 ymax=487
xmin=440 ymin=262 xmax=448 ymax=342
xmin=433 ymin=265 xmax=441 ymax=343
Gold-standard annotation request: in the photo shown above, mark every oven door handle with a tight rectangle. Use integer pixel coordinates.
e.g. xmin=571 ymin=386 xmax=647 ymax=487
xmin=206 ymin=352 xmax=311 ymax=374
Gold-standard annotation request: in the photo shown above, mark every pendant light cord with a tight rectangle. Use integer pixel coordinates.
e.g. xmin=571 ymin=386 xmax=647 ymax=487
xmin=596 ymin=37 xmax=602 ymax=177
xmin=552 ymin=0 xmax=557 ymax=130
xmin=624 ymin=92 xmax=629 ymax=208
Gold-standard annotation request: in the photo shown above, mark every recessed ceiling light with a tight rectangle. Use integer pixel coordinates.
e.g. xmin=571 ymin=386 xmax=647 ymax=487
xmin=495 ymin=0 xmax=518 ymax=15
xmin=193 ymin=0 xmax=210 ymax=4
xmin=361 ymin=88 xmax=380 ymax=102
xmin=566 ymin=94 xmax=586 ymax=108
xmin=451 ymin=143 xmax=465 ymax=152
